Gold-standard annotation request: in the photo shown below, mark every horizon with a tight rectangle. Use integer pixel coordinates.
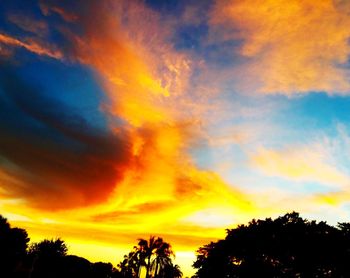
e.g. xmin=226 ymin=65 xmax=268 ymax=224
xmin=2 ymin=0 xmax=350 ymax=277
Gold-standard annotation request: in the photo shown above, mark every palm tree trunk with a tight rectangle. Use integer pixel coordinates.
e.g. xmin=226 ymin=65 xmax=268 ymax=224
xmin=146 ymin=255 xmax=151 ymax=278
xmin=155 ymin=258 xmax=159 ymax=278
xmin=137 ymin=262 xmax=141 ymax=278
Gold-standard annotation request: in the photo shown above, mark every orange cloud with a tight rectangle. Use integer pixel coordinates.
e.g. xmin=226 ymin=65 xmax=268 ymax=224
xmin=22 ymin=2 xmax=259 ymax=267
xmin=39 ymin=1 xmax=77 ymax=22
xmin=68 ymin=0 xmax=192 ymax=127
xmin=210 ymin=0 xmax=350 ymax=95
xmin=0 ymin=33 xmax=62 ymax=59
xmin=0 ymin=0 xmax=258 ymax=257
xmin=0 ymin=2 xmax=279 ymax=276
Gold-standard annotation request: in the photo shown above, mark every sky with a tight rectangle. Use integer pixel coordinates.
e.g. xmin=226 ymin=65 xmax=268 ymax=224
xmin=1 ymin=0 xmax=350 ymax=276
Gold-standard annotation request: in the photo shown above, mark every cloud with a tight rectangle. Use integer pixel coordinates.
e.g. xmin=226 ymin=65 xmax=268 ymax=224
xmin=313 ymin=190 xmax=350 ymax=206
xmin=39 ymin=0 xmax=78 ymax=22
xmin=0 ymin=0 xmax=254 ymax=221
xmin=0 ymin=67 xmax=131 ymax=210
xmin=209 ymin=0 xmax=350 ymax=95
xmin=61 ymin=0 xmax=192 ymax=127
xmin=20 ymin=0 xmax=258 ymax=238
xmin=0 ymin=33 xmax=62 ymax=59
xmin=7 ymin=13 xmax=49 ymax=36
xmin=251 ymin=145 xmax=350 ymax=187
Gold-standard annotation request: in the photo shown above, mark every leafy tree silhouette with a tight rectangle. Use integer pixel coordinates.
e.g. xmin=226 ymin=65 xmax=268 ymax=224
xmin=193 ymin=212 xmax=350 ymax=278
xmin=28 ymin=238 xmax=121 ymax=278
xmin=0 ymin=215 xmax=123 ymax=277
xmin=28 ymin=238 xmax=68 ymax=278
xmin=29 ymin=238 xmax=68 ymax=257
xmin=0 ymin=215 xmax=29 ymax=277
xmin=91 ymin=261 xmax=121 ymax=278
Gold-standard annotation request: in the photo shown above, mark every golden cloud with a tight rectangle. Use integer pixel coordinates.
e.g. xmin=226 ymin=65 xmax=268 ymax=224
xmin=251 ymin=146 xmax=349 ymax=187
xmin=210 ymin=0 xmax=350 ymax=95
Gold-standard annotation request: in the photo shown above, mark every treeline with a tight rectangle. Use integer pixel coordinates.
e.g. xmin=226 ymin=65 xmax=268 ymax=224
xmin=3 ymin=212 xmax=350 ymax=278
xmin=0 ymin=215 xmax=182 ymax=278
xmin=192 ymin=212 xmax=350 ymax=277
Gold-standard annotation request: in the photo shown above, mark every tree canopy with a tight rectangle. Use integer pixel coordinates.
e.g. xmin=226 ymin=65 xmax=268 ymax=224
xmin=193 ymin=212 xmax=350 ymax=278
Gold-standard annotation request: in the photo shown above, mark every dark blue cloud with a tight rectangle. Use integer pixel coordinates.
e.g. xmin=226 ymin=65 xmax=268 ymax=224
xmin=0 ymin=64 xmax=131 ymax=210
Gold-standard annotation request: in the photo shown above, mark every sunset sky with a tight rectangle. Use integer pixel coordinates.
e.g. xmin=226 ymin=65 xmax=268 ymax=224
xmin=2 ymin=0 xmax=350 ymax=276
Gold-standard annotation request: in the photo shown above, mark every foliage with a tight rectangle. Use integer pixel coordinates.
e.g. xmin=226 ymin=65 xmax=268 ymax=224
xmin=0 ymin=215 xmax=182 ymax=278
xmin=193 ymin=212 xmax=350 ymax=278
xmin=118 ymin=236 xmax=182 ymax=278
xmin=29 ymin=238 xmax=68 ymax=257
xmin=0 ymin=215 xmax=29 ymax=276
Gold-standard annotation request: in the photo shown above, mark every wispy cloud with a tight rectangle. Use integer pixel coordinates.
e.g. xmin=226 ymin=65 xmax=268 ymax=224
xmin=39 ymin=0 xmax=77 ymax=22
xmin=209 ymin=0 xmax=350 ymax=95
xmin=7 ymin=13 xmax=49 ymax=36
xmin=251 ymin=145 xmax=349 ymax=188
xmin=0 ymin=33 xmax=62 ymax=59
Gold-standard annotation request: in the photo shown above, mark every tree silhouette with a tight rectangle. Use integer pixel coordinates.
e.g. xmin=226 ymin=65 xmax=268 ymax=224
xmin=171 ymin=264 xmax=183 ymax=278
xmin=119 ymin=236 xmax=180 ymax=278
xmin=28 ymin=238 xmax=68 ymax=278
xmin=162 ymin=264 xmax=183 ymax=278
xmin=29 ymin=238 xmax=68 ymax=257
xmin=193 ymin=212 xmax=350 ymax=278
xmin=91 ymin=261 xmax=121 ymax=278
xmin=0 ymin=215 xmax=125 ymax=277
xmin=119 ymin=250 xmax=142 ymax=277
xmin=28 ymin=238 xmax=122 ymax=278
xmin=153 ymin=241 xmax=174 ymax=277
xmin=138 ymin=236 xmax=165 ymax=278
xmin=0 ymin=215 xmax=30 ymax=277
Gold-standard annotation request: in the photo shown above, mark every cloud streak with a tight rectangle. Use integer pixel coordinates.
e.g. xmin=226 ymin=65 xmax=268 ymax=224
xmin=251 ymin=146 xmax=350 ymax=188
xmin=0 ymin=33 xmax=62 ymax=59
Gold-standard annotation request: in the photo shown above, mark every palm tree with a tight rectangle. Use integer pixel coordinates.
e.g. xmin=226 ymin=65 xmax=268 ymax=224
xmin=119 ymin=236 xmax=181 ymax=278
xmin=162 ymin=264 xmax=183 ymax=278
xmin=136 ymin=236 xmax=163 ymax=278
xmin=135 ymin=236 xmax=177 ymax=278
xmin=153 ymin=242 xmax=174 ymax=277
xmin=172 ymin=265 xmax=183 ymax=278
xmin=118 ymin=251 xmax=140 ymax=277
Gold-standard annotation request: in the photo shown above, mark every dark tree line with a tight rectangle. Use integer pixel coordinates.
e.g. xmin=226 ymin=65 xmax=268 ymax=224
xmin=193 ymin=212 xmax=350 ymax=278
xmin=5 ymin=211 xmax=350 ymax=278
xmin=0 ymin=215 xmax=182 ymax=278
